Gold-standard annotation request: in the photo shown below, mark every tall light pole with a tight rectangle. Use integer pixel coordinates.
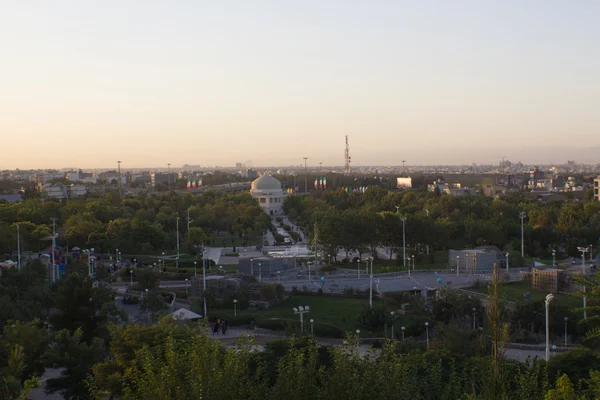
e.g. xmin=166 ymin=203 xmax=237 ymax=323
xmin=552 ymin=250 xmax=556 ymax=266
xmin=519 ymin=211 xmax=527 ymax=258
xmin=390 ymin=311 xmax=395 ymax=339
xmin=130 ymin=269 xmax=133 ymax=286
xmin=187 ymin=208 xmax=193 ymax=231
xmin=176 ymin=216 xmax=180 ymax=268
xmin=293 ymin=306 xmax=310 ymax=332
xmin=50 ymin=217 xmax=57 ymax=282
xmin=167 ymin=163 xmax=171 ymax=191
xmin=250 ymin=258 xmax=254 ymax=276
xmin=194 ymin=261 xmax=197 ymax=277
xmin=472 ymin=307 xmax=476 ymax=329
xmin=303 ymin=157 xmax=308 ymax=194
xmin=564 ymin=316 xmax=568 ymax=346
xmin=401 ymin=326 xmax=405 ymax=341
xmin=185 ymin=278 xmax=189 ymax=297
xmin=258 ymin=262 xmax=262 ymax=282
xmin=16 ymin=223 xmax=21 ymax=271
xmin=578 ymin=246 xmax=589 ymax=319
xmin=201 ymin=243 xmax=207 ymax=318
xmin=545 ymin=293 xmax=554 ymax=361
xmin=411 ymin=255 xmax=415 ymax=271
xmin=310 ymin=318 xmax=315 ymax=337
xmin=456 ymin=255 xmax=460 ymax=276
xmin=425 ymin=322 xmax=430 ymax=350
xmin=233 ymin=299 xmax=238 ymax=316
xmin=400 ymin=215 xmax=407 ymax=270
xmin=356 ymin=258 xmax=360 ymax=279
xmin=369 ymin=258 xmax=373 ymax=308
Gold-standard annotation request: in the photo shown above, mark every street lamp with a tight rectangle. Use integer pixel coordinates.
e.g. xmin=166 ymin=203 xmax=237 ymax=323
xmin=578 ymin=246 xmax=589 ymax=319
xmin=564 ymin=316 xmax=568 ymax=346
xmin=250 ymin=258 xmax=254 ymax=276
xmin=194 ymin=261 xmax=197 ymax=277
xmin=456 ymin=255 xmax=460 ymax=276
xmin=506 ymin=252 xmax=510 ymax=272
xmin=368 ymin=258 xmax=374 ymax=308
xmin=130 ymin=269 xmax=133 ymax=286
xmin=50 ymin=217 xmax=57 ymax=283
xmin=390 ymin=311 xmax=395 ymax=339
xmin=356 ymin=258 xmax=360 ymax=279
xmin=310 ymin=318 xmax=314 ymax=337
xmin=16 ymin=223 xmax=21 ymax=271
xmin=162 ymin=252 xmax=165 ymax=271
xmin=400 ymin=215 xmax=407 ymax=270
xmin=185 ymin=278 xmax=189 ymax=297
xmin=277 ymin=270 xmax=281 ymax=283
xmin=356 ymin=329 xmax=361 ymax=347
xmin=519 ymin=211 xmax=526 ymax=258
xmin=552 ymin=344 xmax=557 ymax=357
xmin=258 ymin=262 xmax=262 ymax=282
xmin=401 ymin=326 xmax=405 ymax=341
xmin=545 ymin=293 xmax=554 ymax=361
xmin=472 ymin=308 xmax=476 ymax=329
xmin=411 ymin=255 xmax=415 ymax=271
xmin=552 ymin=250 xmax=556 ymax=266
xmin=293 ymin=306 xmax=310 ymax=332
xmin=233 ymin=299 xmax=238 ymax=316
xmin=425 ymin=322 xmax=430 ymax=350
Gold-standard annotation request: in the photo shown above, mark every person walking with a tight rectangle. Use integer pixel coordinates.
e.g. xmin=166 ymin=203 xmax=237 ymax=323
xmin=221 ymin=319 xmax=228 ymax=335
xmin=213 ymin=319 xmax=221 ymax=335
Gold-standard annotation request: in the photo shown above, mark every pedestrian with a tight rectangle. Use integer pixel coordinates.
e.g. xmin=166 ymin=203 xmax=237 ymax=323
xmin=213 ymin=319 xmax=221 ymax=335
xmin=221 ymin=320 xmax=228 ymax=335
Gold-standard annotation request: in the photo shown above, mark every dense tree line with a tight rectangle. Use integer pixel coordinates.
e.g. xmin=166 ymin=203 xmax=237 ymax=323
xmin=0 ymin=191 xmax=272 ymax=256
xmin=284 ymin=187 xmax=600 ymax=265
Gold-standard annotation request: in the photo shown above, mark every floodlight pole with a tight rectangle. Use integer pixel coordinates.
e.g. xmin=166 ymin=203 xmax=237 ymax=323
xmin=545 ymin=293 xmax=554 ymax=361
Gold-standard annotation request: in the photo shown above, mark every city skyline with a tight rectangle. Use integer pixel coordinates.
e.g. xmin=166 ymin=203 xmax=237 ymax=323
xmin=2 ymin=1 xmax=599 ymax=169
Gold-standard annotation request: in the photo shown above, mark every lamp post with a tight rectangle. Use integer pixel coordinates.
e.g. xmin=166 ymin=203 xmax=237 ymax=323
xmin=456 ymin=255 xmax=460 ymax=276
xmin=277 ymin=270 xmax=281 ymax=283
xmin=250 ymin=258 xmax=254 ymax=276
xmin=519 ymin=211 xmax=526 ymax=258
xmin=401 ymin=326 xmax=405 ymax=341
xmin=545 ymin=293 xmax=554 ymax=361
xmin=357 ymin=258 xmax=360 ymax=279
xmin=564 ymin=316 xmax=568 ymax=346
xmin=185 ymin=278 xmax=189 ymax=297
xmin=310 ymin=319 xmax=314 ymax=337
xmin=258 ymin=262 xmax=262 ymax=282
xmin=50 ymin=217 xmax=57 ymax=283
xmin=400 ymin=216 xmax=407 ymax=270
xmin=390 ymin=311 xmax=395 ymax=339
xmin=369 ymin=258 xmax=373 ymax=308
xmin=356 ymin=329 xmax=360 ymax=348
xmin=425 ymin=322 xmax=430 ymax=350
xmin=472 ymin=307 xmax=476 ymax=329
xmin=506 ymin=252 xmax=510 ymax=272
xmin=130 ymin=269 xmax=133 ymax=286
xmin=303 ymin=157 xmax=308 ymax=194
xmin=202 ymin=247 xmax=207 ymax=319
xmin=578 ymin=246 xmax=589 ymax=319
xmin=16 ymin=223 xmax=21 ymax=271
xmin=293 ymin=306 xmax=310 ymax=332
xmin=233 ymin=299 xmax=238 ymax=316
xmin=552 ymin=250 xmax=556 ymax=267
xmin=411 ymin=255 xmax=415 ymax=271
xmin=194 ymin=261 xmax=197 ymax=277
xmin=176 ymin=217 xmax=180 ymax=268
xmin=161 ymin=252 xmax=165 ymax=271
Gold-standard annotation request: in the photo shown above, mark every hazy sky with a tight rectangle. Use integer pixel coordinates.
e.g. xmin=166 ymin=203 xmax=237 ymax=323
xmin=1 ymin=1 xmax=599 ymax=169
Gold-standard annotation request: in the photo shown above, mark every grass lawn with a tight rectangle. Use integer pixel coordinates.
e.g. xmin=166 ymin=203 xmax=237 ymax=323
xmin=212 ymin=295 xmax=372 ymax=333
xmin=469 ymin=281 xmax=582 ymax=309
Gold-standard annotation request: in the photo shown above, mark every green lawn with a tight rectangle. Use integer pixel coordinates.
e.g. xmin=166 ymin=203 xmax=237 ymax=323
xmin=469 ymin=281 xmax=582 ymax=309
xmin=212 ymin=295 xmax=372 ymax=333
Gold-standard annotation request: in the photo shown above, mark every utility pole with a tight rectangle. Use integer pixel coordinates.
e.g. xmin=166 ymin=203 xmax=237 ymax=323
xmin=303 ymin=158 xmax=308 ymax=194
xmin=519 ymin=211 xmax=526 ymax=258
xmin=202 ymin=243 xmax=207 ymax=318
xmin=187 ymin=208 xmax=193 ymax=231
xmin=319 ymin=162 xmax=322 ymax=171
xmin=176 ymin=217 xmax=180 ymax=268
xmin=50 ymin=217 xmax=57 ymax=283
xmin=17 ymin=223 xmax=21 ymax=271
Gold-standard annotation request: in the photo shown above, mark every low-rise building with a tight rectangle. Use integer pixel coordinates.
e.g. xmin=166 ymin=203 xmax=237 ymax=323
xmin=448 ymin=247 xmax=506 ymax=273
xmin=594 ymin=177 xmax=600 ymax=201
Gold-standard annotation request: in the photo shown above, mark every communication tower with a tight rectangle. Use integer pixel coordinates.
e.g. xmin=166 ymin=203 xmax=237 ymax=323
xmin=344 ymin=135 xmax=351 ymax=173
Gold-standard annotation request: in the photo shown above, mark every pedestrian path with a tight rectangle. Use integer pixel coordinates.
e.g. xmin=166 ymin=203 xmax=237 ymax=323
xmin=205 ymin=247 xmax=221 ymax=264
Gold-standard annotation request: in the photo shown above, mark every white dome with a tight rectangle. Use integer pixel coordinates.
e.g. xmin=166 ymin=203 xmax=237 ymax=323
xmin=251 ymin=175 xmax=282 ymax=191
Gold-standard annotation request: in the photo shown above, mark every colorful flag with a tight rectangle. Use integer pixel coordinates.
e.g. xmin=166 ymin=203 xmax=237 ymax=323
xmin=314 ymin=178 xmax=318 ymax=189
xmin=323 ymin=178 xmax=327 ymax=189
xmin=186 ymin=180 xmax=191 ymax=189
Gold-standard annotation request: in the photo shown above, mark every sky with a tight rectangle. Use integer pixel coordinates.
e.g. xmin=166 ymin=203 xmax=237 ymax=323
xmin=1 ymin=1 xmax=599 ymax=169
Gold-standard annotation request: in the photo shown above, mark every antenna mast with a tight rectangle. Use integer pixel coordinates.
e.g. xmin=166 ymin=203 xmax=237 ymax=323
xmin=344 ymin=135 xmax=351 ymax=173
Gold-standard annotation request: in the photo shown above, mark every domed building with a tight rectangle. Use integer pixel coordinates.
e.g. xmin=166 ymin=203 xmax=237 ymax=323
xmin=251 ymin=175 xmax=284 ymax=216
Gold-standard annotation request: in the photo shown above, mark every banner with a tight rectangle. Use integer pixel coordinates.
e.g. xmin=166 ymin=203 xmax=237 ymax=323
xmin=186 ymin=180 xmax=191 ymax=190
xmin=314 ymin=178 xmax=318 ymax=189
xmin=323 ymin=177 xmax=326 ymax=189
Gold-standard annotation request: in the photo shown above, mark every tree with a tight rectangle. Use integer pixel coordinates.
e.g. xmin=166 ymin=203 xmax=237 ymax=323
xmin=45 ymin=328 xmax=105 ymax=399
xmin=186 ymin=227 xmax=209 ymax=254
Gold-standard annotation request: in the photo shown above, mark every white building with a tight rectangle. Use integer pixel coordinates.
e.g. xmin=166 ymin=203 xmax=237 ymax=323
xmin=44 ymin=183 xmax=88 ymax=200
xmin=250 ymin=175 xmax=284 ymax=216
